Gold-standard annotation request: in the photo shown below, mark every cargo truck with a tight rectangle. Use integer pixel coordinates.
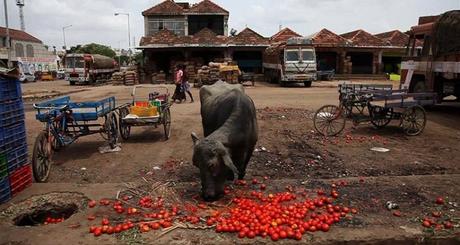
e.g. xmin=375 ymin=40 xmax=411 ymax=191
xmin=263 ymin=37 xmax=317 ymax=87
xmin=64 ymin=53 xmax=119 ymax=85
xmin=400 ymin=10 xmax=460 ymax=102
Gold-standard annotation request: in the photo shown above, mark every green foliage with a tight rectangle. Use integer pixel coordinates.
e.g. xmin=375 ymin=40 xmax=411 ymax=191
xmin=68 ymin=43 xmax=116 ymax=58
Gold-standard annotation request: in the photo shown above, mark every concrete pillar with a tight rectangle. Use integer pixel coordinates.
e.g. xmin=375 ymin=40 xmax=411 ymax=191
xmin=338 ymin=50 xmax=346 ymax=74
xmin=224 ymin=16 xmax=229 ymax=36
xmin=184 ymin=16 xmax=189 ymax=36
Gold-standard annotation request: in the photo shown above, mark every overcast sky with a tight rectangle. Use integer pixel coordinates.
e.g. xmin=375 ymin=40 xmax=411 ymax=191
xmin=1 ymin=0 xmax=459 ymax=50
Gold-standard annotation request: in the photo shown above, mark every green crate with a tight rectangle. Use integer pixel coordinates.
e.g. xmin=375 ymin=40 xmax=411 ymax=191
xmin=0 ymin=153 xmax=7 ymax=179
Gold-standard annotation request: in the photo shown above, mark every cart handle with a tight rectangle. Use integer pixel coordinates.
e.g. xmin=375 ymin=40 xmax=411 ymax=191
xmin=131 ymin=85 xmax=169 ymax=97
xmin=33 ymin=104 xmax=69 ymax=110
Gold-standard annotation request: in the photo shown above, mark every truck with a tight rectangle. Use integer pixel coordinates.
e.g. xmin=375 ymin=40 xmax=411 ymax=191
xmin=63 ymin=53 xmax=119 ymax=85
xmin=400 ymin=10 xmax=460 ymax=102
xmin=263 ymin=37 xmax=317 ymax=87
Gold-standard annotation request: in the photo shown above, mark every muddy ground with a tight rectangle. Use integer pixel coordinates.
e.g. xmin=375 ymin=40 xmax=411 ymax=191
xmin=0 ymin=80 xmax=459 ymax=244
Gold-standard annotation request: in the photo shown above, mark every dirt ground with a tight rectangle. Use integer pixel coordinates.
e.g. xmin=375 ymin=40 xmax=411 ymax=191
xmin=1 ymin=80 xmax=459 ymax=244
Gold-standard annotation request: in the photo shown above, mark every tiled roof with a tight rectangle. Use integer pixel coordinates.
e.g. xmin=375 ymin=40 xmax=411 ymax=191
xmin=312 ymin=28 xmax=349 ymax=46
xmin=270 ymin=28 xmax=301 ymax=43
xmin=341 ymin=29 xmax=385 ymax=47
xmin=142 ymin=0 xmax=184 ymax=16
xmin=188 ymin=0 xmax=228 ymax=14
xmin=140 ymin=28 xmax=269 ymax=47
xmin=190 ymin=28 xmax=227 ymax=45
xmin=140 ymin=29 xmax=179 ymax=46
xmin=0 ymin=27 xmax=42 ymax=43
xmin=375 ymin=30 xmax=409 ymax=47
xmin=228 ymin=28 xmax=269 ymax=46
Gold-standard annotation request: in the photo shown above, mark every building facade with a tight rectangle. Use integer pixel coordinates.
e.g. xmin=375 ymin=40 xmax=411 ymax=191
xmin=139 ymin=0 xmax=269 ymax=82
xmin=0 ymin=27 xmax=58 ymax=74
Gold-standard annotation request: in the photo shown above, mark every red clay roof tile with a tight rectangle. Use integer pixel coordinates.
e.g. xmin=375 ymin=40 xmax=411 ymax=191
xmin=142 ymin=0 xmax=184 ymax=16
xmin=375 ymin=30 xmax=409 ymax=47
xmin=341 ymin=29 xmax=385 ymax=47
xmin=188 ymin=0 xmax=228 ymax=14
xmin=270 ymin=28 xmax=301 ymax=43
xmin=312 ymin=28 xmax=349 ymax=46
xmin=0 ymin=27 xmax=42 ymax=43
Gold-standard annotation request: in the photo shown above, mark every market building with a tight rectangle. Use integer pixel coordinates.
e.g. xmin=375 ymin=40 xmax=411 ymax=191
xmin=138 ymin=0 xmax=269 ymax=82
xmin=139 ymin=0 xmax=415 ymax=82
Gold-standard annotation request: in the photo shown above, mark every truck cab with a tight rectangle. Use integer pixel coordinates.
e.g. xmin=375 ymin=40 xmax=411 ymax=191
xmin=263 ymin=37 xmax=317 ymax=87
xmin=400 ymin=11 xmax=460 ymax=102
xmin=283 ymin=40 xmax=317 ymax=86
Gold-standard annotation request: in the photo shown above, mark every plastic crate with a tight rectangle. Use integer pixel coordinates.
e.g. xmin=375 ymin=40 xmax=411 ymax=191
xmin=9 ymin=164 xmax=32 ymax=196
xmin=0 ymin=122 xmax=26 ymax=152
xmin=0 ymin=78 xmax=21 ymax=102
xmin=0 ymin=152 xmax=7 ymax=179
xmin=0 ymin=176 xmax=11 ymax=204
xmin=6 ymin=144 xmax=28 ymax=173
xmin=0 ymin=99 xmax=25 ymax=127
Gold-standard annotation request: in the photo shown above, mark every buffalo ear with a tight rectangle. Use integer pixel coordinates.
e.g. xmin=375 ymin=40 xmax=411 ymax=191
xmin=191 ymin=132 xmax=200 ymax=146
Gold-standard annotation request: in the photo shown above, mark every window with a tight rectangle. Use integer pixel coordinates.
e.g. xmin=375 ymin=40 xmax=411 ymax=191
xmin=302 ymin=50 xmax=315 ymax=61
xmin=15 ymin=43 xmax=25 ymax=57
xmin=285 ymin=50 xmax=300 ymax=62
xmin=148 ymin=18 xmax=185 ymax=36
xmin=0 ymin=37 xmax=6 ymax=47
xmin=26 ymin=44 xmax=34 ymax=57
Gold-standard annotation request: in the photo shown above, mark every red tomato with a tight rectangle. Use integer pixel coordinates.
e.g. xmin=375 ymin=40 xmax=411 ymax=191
xmin=444 ymin=221 xmax=453 ymax=229
xmin=271 ymin=233 xmax=279 ymax=241
xmin=393 ymin=211 xmax=401 ymax=217
xmin=94 ymin=228 xmax=102 ymax=237
xmin=321 ymin=224 xmax=330 ymax=232
xmin=101 ymin=218 xmax=109 ymax=226
xmin=89 ymin=226 xmax=97 ymax=233
xmin=422 ymin=220 xmax=431 ymax=228
xmin=114 ymin=226 xmax=122 ymax=233
xmin=436 ymin=197 xmax=445 ymax=205
xmin=88 ymin=200 xmax=97 ymax=208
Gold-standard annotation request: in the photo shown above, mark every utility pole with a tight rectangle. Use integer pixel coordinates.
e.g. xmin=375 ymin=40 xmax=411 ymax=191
xmin=3 ymin=0 xmax=12 ymax=68
xmin=62 ymin=25 xmax=72 ymax=51
xmin=16 ymin=0 xmax=25 ymax=31
xmin=114 ymin=13 xmax=131 ymax=58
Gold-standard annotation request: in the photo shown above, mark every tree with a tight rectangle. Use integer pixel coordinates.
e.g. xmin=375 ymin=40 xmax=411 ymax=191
xmin=68 ymin=43 xmax=116 ymax=58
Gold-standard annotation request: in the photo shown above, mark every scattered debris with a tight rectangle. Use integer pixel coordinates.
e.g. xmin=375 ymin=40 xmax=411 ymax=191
xmin=371 ymin=147 xmax=390 ymax=153
xmin=99 ymin=144 xmax=122 ymax=154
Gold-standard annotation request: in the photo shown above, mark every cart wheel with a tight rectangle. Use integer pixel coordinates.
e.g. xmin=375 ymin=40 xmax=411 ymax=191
xmin=370 ymin=106 xmax=393 ymax=128
xmin=163 ymin=108 xmax=172 ymax=140
xmin=401 ymin=105 xmax=426 ymax=136
xmin=105 ymin=112 xmax=119 ymax=148
xmin=119 ymin=107 xmax=131 ymax=140
xmin=313 ymin=105 xmax=346 ymax=137
xmin=32 ymin=131 xmax=52 ymax=183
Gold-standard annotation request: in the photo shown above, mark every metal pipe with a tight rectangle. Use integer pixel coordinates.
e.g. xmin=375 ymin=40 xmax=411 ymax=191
xmin=4 ymin=0 xmax=11 ymax=68
xmin=62 ymin=25 xmax=72 ymax=51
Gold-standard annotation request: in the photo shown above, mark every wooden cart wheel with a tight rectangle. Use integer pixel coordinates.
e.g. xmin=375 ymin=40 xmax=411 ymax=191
xmin=370 ymin=106 xmax=393 ymax=128
xmin=401 ymin=105 xmax=426 ymax=136
xmin=118 ymin=107 xmax=131 ymax=140
xmin=163 ymin=107 xmax=171 ymax=140
xmin=313 ymin=105 xmax=346 ymax=137
xmin=105 ymin=112 xmax=119 ymax=148
xmin=32 ymin=131 xmax=52 ymax=183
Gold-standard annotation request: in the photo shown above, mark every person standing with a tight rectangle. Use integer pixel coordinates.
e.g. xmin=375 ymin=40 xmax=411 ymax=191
xmin=172 ymin=64 xmax=186 ymax=103
xmin=181 ymin=65 xmax=194 ymax=103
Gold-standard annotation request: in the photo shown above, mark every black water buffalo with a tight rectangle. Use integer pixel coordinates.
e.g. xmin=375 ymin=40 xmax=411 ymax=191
xmin=191 ymin=81 xmax=258 ymax=201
